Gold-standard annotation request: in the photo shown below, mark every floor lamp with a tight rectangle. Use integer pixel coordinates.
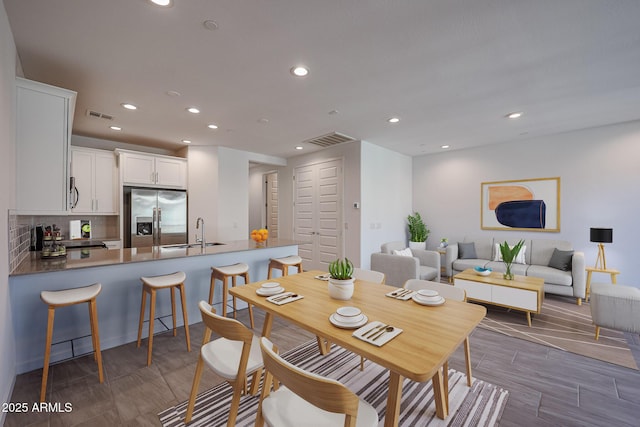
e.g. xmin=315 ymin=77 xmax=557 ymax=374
xmin=590 ymin=227 xmax=613 ymax=270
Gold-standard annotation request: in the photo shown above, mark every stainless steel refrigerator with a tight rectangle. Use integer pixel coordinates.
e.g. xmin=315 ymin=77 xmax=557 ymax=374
xmin=124 ymin=187 xmax=187 ymax=248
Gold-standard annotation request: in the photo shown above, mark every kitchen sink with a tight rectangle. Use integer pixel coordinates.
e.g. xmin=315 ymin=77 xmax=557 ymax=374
xmin=161 ymin=242 xmax=225 ymax=249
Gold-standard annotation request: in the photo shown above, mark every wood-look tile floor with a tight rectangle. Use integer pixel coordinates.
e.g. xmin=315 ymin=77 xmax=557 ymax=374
xmin=6 ymin=308 xmax=640 ymax=427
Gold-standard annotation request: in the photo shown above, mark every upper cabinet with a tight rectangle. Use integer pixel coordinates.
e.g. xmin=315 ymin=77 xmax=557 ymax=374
xmin=70 ymin=147 xmax=117 ymax=214
xmin=15 ymin=78 xmax=76 ymax=213
xmin=118 ymin=150 xmax=187 ymax=189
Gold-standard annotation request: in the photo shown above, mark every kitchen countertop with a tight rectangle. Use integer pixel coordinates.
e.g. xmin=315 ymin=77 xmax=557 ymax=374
xmin=10 ymin=238 xmax=303 ymax=276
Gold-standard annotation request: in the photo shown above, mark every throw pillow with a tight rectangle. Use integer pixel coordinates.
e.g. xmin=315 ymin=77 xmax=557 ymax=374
xmin=493 ymin=243 xmax=527 ymax=264
xmin=548 ymin=248 xmax=574 ymax=271
xmin=458 ymin=242 xmax=477 ymax=259
xmin=393 ymin=248 xmax=413 ymax=257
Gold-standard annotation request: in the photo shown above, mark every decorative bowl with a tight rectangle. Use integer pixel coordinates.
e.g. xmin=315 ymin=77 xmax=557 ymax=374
xmin=261 ymin=282 xmax=280 ymax=289
xmin=334 ymin=306 xmax=363 ymax=323
xmin=416 ymin=289 xmax=441 ymax=302
xmin=474 ymin=266 xmax=492 ymax=276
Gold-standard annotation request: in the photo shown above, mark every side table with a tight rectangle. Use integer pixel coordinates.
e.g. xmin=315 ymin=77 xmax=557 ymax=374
xmin=585 ymin=267 xmax=620 ymax=303
xmin=437 ymin=248 xmax=447 ymax=282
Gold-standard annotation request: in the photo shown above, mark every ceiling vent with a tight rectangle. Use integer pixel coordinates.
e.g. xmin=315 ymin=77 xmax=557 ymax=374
xmin=86 ymin=109 xmax=114 ymax=121
xmin=303 ymin=132 xmax=355 ymax=148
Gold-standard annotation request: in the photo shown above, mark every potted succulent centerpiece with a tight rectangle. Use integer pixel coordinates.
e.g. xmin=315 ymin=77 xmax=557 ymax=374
xmin=328 ymin=258 xmax=355 ymax=300
xmin=499 ymin=239 xmax=525 ymax=280
xmin=407 ymin=212 xmax=430 ymax=250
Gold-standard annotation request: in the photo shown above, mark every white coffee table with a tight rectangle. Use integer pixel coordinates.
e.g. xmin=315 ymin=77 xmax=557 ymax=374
xmin=453 ymin=268 xmax=544 ymax=327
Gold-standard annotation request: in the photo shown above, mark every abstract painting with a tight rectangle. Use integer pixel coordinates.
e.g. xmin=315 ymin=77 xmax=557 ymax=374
xmin=481 ymin=177 xmax=560 ymax=232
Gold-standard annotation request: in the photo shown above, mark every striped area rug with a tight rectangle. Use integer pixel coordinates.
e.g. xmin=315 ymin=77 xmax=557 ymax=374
xmin=159 ymin=340 xmax=508 ymax=426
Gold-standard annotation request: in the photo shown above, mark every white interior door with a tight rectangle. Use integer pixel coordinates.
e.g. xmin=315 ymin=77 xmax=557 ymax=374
xmin=294 ymin=159 xmax=343 ymax=271
xmin=265 ymin=172 xmax=279 ymax=238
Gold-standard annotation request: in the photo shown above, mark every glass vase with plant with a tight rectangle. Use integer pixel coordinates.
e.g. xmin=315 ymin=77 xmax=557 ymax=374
xmin=499 ymin=239 xmax=525 ymax=280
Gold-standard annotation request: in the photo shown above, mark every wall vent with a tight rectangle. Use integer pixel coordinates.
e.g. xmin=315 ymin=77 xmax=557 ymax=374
xmin=86 ymin=109 xmax=114 ymax=121
xmin=303 ymin=132 xmax=356 ymax=148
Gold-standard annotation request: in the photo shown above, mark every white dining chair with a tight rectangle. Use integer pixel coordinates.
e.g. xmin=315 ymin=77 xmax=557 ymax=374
xmin=352 ymin=268 xmax=385 ymax=285
xmin=404 ymin=279 xmax=473 ymax=390
xmin=185 ymin=301 xmax=268 ymax=426
xmin=255 ymin=337 xmax=378 ymax=427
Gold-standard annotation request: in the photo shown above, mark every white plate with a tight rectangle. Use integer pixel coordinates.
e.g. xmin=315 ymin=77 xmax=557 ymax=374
xmin=333 ymin=313 xmax=365 ymax=324
xmin=412 ymin=294 xmax=445 ymax=306
xmin=416 ymin=289 xmax=439 ymax=298
xmin=261 ymin=282 xmax=281 ymax=289
xmin=330 ymin=313 xmax=368 ymax=329
xmin=336 ymin=306 xmax=361 ymax=317
xmin=256 ymin=286 xmax=285 ymax=296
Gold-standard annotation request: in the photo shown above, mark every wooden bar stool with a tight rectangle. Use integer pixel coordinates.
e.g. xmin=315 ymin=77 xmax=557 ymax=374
xmin=40 ymin=283 xmax=103 ymax=402
xmin=137 ymin=271 xmax=191 ymax=366
xmin=267 ymin=255 xmax=303 ymax=279
xmin=210 ymin=263 xmax=254 ymax=329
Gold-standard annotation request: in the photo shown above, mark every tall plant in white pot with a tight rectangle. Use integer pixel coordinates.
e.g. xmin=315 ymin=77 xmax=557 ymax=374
xmin=407 ymin=212 xmax=429 ymax=250
xmin=328 ymin=258 xmax=355 ymax=300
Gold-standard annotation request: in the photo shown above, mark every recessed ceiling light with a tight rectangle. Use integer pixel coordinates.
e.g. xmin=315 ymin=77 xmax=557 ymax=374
xmin=109 ymin=126 xmax=122 ymax=131
xmin=257 ymin=118 xmax=269 ymax=124
xmin=149 ymin=0 xmax=172 ymax=6
xmin=506 ymin=112 xmax=523 ymax=119
xmin=295 ymin=146 xmax=304 ymax=150
xmin=203 ymin=20 xmax=219 ymax=31
xmin=182 ymin=139 xmax=191 ymax=144
xmin=207 ymin=124 xmax=218 ymax=129
xmin=328 ymin=110 xmax=339 ymax=115
xmin=441 ymin=145 xmax=450 ymax=149
xmin=121 ymin=103 xmax=137 ymax=110
xmin=387 ymin=117 xmax=400 ymax=123
xmin=290 ymin=66 xmax=309 ymax=77
xmin=187 ymin=107 xmax=200 ymax=114
xmin=166 ymin=90 xmax=181 ymax=97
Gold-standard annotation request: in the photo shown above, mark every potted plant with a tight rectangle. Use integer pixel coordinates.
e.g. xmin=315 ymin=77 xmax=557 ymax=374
xmin=499 ymin=239 xmax=525 ymax=280
xmin=440 ymin=237 xmax=448 ymax=248
xmin=407 ymin=212 xmax=429 ymax=250
xmin=328 ymin=258 xmax=355 ymax=300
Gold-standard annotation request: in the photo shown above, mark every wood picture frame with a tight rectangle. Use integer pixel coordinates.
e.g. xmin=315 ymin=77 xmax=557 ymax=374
xmin=481 ymin=177 xmax=560 ymax=232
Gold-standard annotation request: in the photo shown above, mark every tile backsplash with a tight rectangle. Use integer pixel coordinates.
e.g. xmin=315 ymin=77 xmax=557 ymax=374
xmin=8 ymin=213 xmax=120 ymax=273
xmin=8 ymin=212 xmax=31 ymax=273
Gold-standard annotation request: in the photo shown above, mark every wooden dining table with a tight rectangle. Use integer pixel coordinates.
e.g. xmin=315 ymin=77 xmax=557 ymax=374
xmin=229 ymin=270 xmax=486 ymax=427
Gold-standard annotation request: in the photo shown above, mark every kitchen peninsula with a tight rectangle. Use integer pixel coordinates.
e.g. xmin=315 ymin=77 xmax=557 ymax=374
xmin=9 ymin=239 xmax=302 ymax=374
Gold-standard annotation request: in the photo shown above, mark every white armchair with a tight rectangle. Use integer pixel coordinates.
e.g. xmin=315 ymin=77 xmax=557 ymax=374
xmin=370 ymin=241 xmax=440 ymax=287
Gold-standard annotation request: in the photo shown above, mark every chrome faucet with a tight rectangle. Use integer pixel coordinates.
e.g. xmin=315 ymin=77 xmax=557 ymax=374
xmin=195 ymin=217 xmax=205 ymax=249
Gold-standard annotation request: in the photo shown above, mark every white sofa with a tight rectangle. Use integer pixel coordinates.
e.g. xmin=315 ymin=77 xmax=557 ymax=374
xmin=445 ymin=236 xmax=586 ymax=304
xmin=370 ymin=241 xmax=440 ymax=287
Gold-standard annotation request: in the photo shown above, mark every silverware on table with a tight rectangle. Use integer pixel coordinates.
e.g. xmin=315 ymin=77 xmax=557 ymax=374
xmin=371 ymin=326 xmax=395 ymax=341
xmin=363 ymin=323 xmax=388 ymax=338
xmin=271 ymin=292 xmax=293 ymax=302
xmin=392 ymin=289 xmax=411 ymax=298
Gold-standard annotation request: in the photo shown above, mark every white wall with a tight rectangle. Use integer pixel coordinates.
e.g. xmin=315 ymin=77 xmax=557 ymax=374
xmin=412 ymin=120 xmax=640 ymax=285
xmin=184 ymin=145 xmax=219 ymax=242
xmin=217 ymin=147 xmax=250 ymax=241
xmin=0 ymin=3 xmax=17 ymax=419
xmin=360 ymin=141 xmax=413 ymax=268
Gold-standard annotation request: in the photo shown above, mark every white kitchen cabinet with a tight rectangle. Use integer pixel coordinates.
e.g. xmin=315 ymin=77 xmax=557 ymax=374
xmin=70 ymin=147 xmax=117 ymax=214
xmin=119 ymin=150 xmax=187 ymax=189
xmin=16 ymin=78 xmax=76 ymax=213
